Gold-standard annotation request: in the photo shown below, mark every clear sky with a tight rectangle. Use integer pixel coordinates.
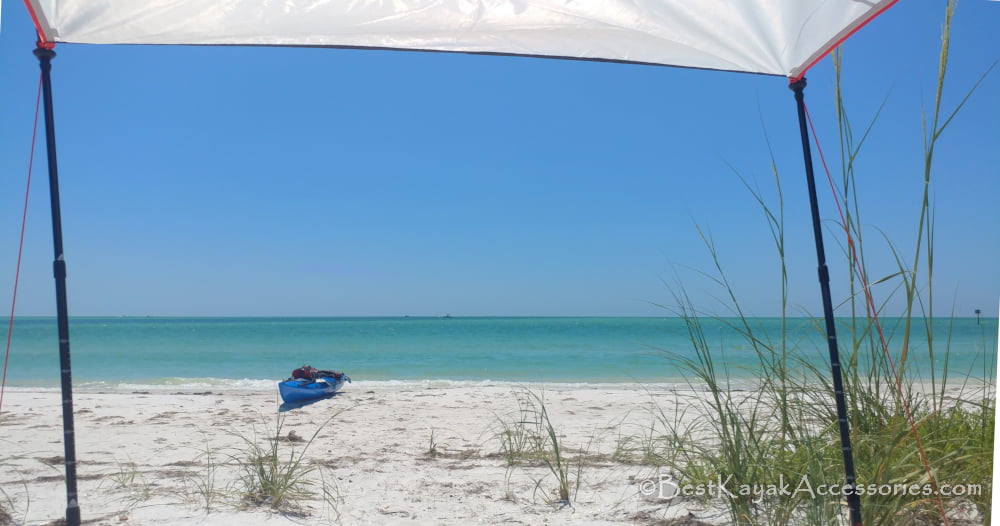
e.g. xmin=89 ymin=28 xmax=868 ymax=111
xmin=0 ymin=1 xmax=997 ymax=318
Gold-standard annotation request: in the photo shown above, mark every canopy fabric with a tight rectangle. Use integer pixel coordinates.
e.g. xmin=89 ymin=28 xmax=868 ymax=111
xmin=23 ymin=0 xmax=894 ymax=79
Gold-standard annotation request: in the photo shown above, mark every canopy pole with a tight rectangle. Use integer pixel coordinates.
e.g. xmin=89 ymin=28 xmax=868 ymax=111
xmin=34 ymin=46 xmax=82 ymax=526
xmin=789 ymin=78 xmax=863 ymax=526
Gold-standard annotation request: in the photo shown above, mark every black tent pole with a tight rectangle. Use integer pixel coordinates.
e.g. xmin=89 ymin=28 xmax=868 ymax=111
xmin=789 ymin=78 xmax=863 ymax=526
xmin=34 ymin=45 xmax=82 ymax=526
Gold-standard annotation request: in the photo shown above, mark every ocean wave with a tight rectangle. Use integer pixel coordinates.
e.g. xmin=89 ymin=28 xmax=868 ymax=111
xmin=74 ymin=377 xmax=278 ymax=392
xmin=2 ymin=376 xmax=726 ymax=393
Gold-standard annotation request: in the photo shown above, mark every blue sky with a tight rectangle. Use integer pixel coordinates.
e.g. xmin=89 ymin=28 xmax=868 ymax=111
xmin=1 ymin=1 xmax=997 ymax=318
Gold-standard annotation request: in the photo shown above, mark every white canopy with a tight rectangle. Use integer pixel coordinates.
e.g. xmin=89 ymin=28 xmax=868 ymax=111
xmin=23 ymin=0 xmax=895 ymax=79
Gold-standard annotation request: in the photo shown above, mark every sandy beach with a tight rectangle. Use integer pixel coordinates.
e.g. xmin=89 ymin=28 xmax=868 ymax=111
xmin=0 ymin=383 xmax=727 ymax=526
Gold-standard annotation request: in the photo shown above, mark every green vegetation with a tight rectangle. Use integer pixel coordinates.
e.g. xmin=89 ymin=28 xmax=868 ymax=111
xmin=231 ymin=412 xmax=341 ymax=513
xmin=426 ymin=428 xmax=439 ymax=458
xmin=108 ymin=461 xmax=140 ymax=489
xmin=183 ymin=433 xmax=224 ymax=512
xmin=492 ymin=387 xmax=592 ymax=507
xmin=494 ymin=393 xmax=534 ymax=468
xmin=109 ymin=410 xmax=346 ymax=518
xmin=102 ymin=458 xmax=155 ymax=511
xmin=643 ymin=1 xmax=996 ymax=524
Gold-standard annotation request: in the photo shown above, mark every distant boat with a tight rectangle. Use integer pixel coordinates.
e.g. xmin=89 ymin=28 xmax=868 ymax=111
xmin=440 ymin=314 xmax=453 ymax=319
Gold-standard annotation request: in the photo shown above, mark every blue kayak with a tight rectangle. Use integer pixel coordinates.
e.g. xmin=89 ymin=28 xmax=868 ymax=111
xmin=278 ymin=375 xmax=350 ymax=404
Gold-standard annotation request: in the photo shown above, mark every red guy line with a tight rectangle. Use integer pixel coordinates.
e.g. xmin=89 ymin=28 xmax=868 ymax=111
xmin=803 ymin=101 xmax=951 ymax=526
xmin=1 ymin=74 xmax=43 ymax=415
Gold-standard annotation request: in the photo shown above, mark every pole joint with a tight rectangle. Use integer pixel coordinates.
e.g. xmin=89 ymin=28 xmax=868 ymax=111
xmin=788 ymin=77 xmax=806 ymax=97
xmin=33 ymin=46 xmax=56 ymax=64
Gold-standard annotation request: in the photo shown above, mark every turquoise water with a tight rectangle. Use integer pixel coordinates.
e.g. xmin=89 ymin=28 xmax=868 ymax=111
xmin=0 ymin=316 xmax=995 ymax=390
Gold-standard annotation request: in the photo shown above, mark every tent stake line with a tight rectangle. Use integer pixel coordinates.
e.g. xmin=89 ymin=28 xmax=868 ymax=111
xmin=790 ymin=77 xmax=863 ymax=526
xmin=34 ymin=45 xmax=82 ymax=526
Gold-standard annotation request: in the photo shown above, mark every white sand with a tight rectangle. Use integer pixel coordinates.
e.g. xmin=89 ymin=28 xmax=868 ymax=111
xmin=0 ymin=383 xmax=726 ymax=525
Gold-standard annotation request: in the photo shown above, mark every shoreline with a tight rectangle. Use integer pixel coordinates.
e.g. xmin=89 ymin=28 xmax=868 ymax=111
xmin=2 ymin=372 xmax=993 ymax=393
xmin=0 ymin=378 xmax=720 ymax=393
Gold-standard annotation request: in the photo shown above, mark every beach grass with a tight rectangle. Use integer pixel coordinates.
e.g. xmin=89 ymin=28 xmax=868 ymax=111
xmin=492 ymin=392 xmax=538 ymax=468
xmin=530 ymin=390 xmax=584 ymax=506
xmin=81 ymin=408 xmax=349 ymax=521
xmin=230 ymin=411 xmax=342 ymax=514
xmin=183 ymin=433 xmax=225 ymax=512
xmin=652 ymin=1 xmax=995 ymax=524
xmin=107 ymin=461 xmax=140 ymax=490
xmin=491 ymin=387 xmax=592 ymax=507
xmin=425 ymin=428 xmax=440 ymax=458
xmin=99 ymin=458 xmax=156 ymax=513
